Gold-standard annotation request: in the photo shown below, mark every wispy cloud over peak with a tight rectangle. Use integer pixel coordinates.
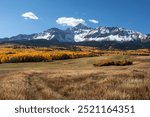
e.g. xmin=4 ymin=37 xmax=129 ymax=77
xmin=56 ymin=17 xmax=85 ymax=27
xmin=22 ymin=12 xmax=39 ymax=20
xmin=89 ymin=19 xmax=99 ymax=24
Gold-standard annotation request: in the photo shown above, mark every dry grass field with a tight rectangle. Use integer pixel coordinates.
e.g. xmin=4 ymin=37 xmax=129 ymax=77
xmin=0 ymin=55 xmax=150 ymax=100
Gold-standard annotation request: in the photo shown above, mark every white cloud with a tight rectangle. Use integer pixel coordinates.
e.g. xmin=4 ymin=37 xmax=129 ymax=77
xmin=22 ymin=12 xmax=39 ymax=20
xmin=56 ymin=17 xmax=85 ymax=27
xmin=89 ymin=19 xmax=99 ymax=24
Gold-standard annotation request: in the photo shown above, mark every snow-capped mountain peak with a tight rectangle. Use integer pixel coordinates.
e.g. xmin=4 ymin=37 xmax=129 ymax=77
xmin=73 ymin=23 xmax=91 ymax=30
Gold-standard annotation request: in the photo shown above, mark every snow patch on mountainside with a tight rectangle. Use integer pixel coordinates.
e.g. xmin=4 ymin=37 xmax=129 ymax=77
xmin=74 ymin=29 xmax=91 ymax=42
xmin=34 ymin=33 xmax=54 ymax=40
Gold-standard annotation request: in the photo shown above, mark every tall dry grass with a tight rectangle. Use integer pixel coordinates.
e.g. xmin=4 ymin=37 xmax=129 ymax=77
xmin=0 ymin=69 xmax=149 ymax=100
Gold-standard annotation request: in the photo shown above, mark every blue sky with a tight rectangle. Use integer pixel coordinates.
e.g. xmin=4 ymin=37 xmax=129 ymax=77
xmin=0 ymin=0 xmax=150 ymax=38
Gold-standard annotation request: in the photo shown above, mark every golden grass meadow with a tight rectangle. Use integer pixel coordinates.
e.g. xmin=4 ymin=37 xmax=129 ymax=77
xmin=0 ymin=44 xmax=150 ymax=100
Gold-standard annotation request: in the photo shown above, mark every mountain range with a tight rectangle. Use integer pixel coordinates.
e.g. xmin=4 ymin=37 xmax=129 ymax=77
xmin=1 ymin=23 xmax=150 ymax=42
xmin=0 ymin=24 xmax=150 ymax=49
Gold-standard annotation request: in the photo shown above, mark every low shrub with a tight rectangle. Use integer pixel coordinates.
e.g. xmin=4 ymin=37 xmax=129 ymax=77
xmin=5 ymin=51 xmax=16 ymax=55
xmin=93 ymin=55 xmax=133 ymax=67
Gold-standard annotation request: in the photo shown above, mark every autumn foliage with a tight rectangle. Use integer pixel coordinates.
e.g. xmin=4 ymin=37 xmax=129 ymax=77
xmin=0 ymin=45 xmax=150 ymax=64
xmin=0 ymin=47 xmax=98 ymax=63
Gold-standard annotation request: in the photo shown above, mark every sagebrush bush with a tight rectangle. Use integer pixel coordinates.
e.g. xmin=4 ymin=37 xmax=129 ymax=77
xmin=93 ymin=55 xmax=133 ymax=67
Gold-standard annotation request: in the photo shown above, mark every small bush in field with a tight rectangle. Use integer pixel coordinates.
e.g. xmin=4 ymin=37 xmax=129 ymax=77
xmin=93 ymin=59 xmax=114 ymax=66
xmin=5 ymin=51 xmax=16 ymax=55
xmin=93 ymin=55 xmax=133 ymax=67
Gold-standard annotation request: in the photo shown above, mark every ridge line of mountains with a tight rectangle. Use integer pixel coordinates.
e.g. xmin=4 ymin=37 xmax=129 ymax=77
xmin=0 ymin=24 xmax=150 ymax=50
